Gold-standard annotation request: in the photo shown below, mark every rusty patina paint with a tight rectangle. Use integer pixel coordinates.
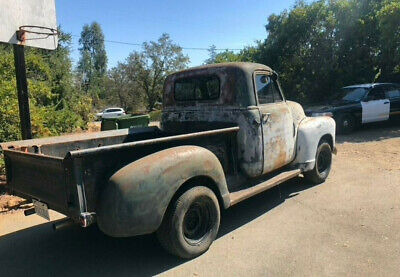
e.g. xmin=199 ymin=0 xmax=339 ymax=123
xmin=162 ymin=106 xmax=263 ymax=177
xmin=96 ymin=145 xmax=229 ymax=237
xmin=258 ymin=101 xmax=296 ymax=174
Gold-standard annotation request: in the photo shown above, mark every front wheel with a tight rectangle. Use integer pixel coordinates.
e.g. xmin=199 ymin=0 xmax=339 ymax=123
xmin=156 ymin=186 xmax=220 ymax=259
xmin=304 ymin=141 xmax=332 ymax=184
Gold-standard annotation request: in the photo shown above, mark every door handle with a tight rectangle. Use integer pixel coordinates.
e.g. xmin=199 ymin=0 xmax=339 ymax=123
xmin=262 ymin=113 xmax=271 ymax=123
xmin=383 ymin=101 xmax=389 ymax=104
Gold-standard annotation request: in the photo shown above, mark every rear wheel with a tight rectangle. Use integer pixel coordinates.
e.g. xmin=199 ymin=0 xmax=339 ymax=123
xmin=336 ymin=114 xmax=355 ymax=134
xmin=157 ymin=186 xmax=220 ymax=259
xmin=304 ymin=141 xmax=332 ymax=184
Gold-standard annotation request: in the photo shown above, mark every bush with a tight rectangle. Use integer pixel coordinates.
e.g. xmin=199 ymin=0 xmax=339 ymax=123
xmin=149 ymin=110 xmax=162 ymax=122
xmin=0 ymin=41 xmax=93 ymax=143
xmin=0 ymin=154 xmax=4 ymax=175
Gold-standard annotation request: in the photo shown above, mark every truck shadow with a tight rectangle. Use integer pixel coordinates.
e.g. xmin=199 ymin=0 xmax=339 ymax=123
xmin=336 ymin=121 xmax=400 ymax=144
xmin=0 ymin=177 xmax=316 ymax=276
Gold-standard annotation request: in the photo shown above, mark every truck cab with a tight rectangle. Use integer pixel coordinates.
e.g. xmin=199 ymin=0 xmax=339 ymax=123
xmin=162 ymin=62 xmax=335 ymax=178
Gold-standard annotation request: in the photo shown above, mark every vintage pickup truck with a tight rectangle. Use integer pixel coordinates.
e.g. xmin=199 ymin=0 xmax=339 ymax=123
xmin=1 ymin=63 xmax=336 ymax=258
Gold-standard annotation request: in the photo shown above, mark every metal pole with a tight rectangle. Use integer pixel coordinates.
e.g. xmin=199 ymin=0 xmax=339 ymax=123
xmin=13 ymin=44 xmax=32 ymax=140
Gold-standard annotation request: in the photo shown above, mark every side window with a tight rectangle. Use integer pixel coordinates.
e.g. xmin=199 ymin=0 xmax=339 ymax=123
xmin=385 ymin=86 xmax=400 ymax=99
xmin=366 ymin=87 xmax=385 ymax=101
xmin=255 ymin=74 xmax=283 ymax=104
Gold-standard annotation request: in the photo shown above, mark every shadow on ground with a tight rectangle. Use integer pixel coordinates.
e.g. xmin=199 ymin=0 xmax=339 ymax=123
xmin=336 ymin=121 xmax=400 ymax=144
xmin=0 ymin=177 xmax=316 ymax=276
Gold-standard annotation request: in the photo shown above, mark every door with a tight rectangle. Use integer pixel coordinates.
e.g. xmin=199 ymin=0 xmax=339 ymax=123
xmin=361 ymin=86 xmax=390 ymax=123
xmin=254 ymin=72 xmax=295 ymax=174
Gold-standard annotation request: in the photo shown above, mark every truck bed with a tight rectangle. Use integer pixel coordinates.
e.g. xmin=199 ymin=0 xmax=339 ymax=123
xmin=1 ymin=126 xmax=239 ymax=220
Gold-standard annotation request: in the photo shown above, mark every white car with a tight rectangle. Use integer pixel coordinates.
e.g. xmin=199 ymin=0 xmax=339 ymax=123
xmin=96 ymin=108 xmax=126 ymax=119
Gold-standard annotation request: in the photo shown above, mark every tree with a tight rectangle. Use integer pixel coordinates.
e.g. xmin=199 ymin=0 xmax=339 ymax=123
xmin=247 ymin=0 xmax=400 ymax=104
xmin=77 ymin=22 xmax=108 ymax=104
xmin=128 ymin=33 xmax=189 ymax=110
xmin=106 ymin=33 xmax=188 ymax=111
xmin=106 ymin=62 xmax=144 ymax=113
xmin=204 ymin=45 xmax=217 ymax=64
xmin=376 ymin=0 xmax=400 ymax=82
xmin=214 ymin=50 xmax=242 ymax=63
xmin=204 ymin=46 xmax=258 ymax=64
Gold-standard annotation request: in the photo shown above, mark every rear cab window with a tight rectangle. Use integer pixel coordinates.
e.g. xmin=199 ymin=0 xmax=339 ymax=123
xmin=174 ymin=75 xmax=220 ymax=101
xmin=254 ymin=73 xmax=283 ymax=104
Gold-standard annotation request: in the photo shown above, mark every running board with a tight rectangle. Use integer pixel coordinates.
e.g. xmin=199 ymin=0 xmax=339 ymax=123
xmin=229 ymin=169 xmax=301 ymax=206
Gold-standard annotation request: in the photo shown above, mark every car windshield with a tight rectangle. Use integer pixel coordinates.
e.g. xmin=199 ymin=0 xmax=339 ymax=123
xmin=330 ymin=87 xmax=369 ymax=102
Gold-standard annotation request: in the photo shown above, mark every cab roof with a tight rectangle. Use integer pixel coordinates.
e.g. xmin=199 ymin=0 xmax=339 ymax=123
xmin=171 ymin=62 xmax=274 ymax=76
xmin=343 ymin=83 xmax=399 ymax=89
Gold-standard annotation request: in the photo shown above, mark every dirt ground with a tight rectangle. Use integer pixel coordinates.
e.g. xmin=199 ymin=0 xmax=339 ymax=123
xmin=0 ymin=122 xmax=399 ymax=276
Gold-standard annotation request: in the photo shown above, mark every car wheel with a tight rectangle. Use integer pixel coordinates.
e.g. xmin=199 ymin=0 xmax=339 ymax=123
xmin=304 ymin=140 xmax=332 ymax=184
xmin=336 ymin=114 xmax=354 ymax=134
xmin=156 ymin=186 xmax=220 ymax=259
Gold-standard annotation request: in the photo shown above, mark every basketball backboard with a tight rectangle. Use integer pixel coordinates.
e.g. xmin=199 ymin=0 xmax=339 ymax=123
xmin=0 ymin=0 xmax=58 ymax=50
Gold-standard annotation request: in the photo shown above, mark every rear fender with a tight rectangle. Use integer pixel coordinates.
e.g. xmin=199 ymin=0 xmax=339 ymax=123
xmin=97 ymin=145 xmax=228 ymax=237
xmin=292 ymin=117 xmax=336 ymax=171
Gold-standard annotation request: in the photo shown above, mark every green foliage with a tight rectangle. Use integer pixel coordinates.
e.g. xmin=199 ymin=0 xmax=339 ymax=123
xmin=376 ymin=0 xmax=400 ymax=78
xmin=214 ymin=50 xmax=243 ymax=63
xmin=109 ymin=33 xmax=189 ymax=111
xmin=149 ymin=110 xmax=162 ymax=122
xmin=0 ymin=29 xmax=92 ymax=143
xmin=204 ymin=45 xmax=218 ymax=64
xmin=0 ymin=67 xmax=20 ymax=142
xmin=0 ymin=156 xmax=4 ymax=175
xmin=78 ymin=22 xmax=107 ymax=77
xmin=204 ymin=0 xmax=400 ymax=104
xmin=105 ymin=62 xmax=144 ymax=113
xmin=204 ymin=45 xmax=258 ymax=64
xmin=77 ymin=22 xmax=108 ymax=106
xmin=140 ymin=33 xmax=189 ymax=110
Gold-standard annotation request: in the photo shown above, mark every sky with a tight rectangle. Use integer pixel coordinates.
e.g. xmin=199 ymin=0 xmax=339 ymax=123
xmin=55 ymin=0 xmax=297 ymax=69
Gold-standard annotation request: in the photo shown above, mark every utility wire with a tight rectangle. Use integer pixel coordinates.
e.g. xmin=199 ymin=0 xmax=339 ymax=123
xmin=71 ymin=34 xmax=242 ymax=51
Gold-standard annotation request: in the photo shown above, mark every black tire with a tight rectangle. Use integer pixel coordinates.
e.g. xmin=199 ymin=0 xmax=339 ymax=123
xmin=336 ymin=114 xmax=354 ymax=134
xmin=156 ymin=186 xmax=220 ymax=259
xmin=304 ymin=141 xmax=332 ymax=184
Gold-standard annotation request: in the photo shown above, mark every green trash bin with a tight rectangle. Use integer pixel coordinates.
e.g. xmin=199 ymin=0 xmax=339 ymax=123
xmin=101 ymin=114 xmax=150 ymax=131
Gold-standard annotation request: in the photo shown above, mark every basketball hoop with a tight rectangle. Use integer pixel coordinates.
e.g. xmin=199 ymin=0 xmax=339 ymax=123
xmin=17 ymin=25 xmax=59 ymax=42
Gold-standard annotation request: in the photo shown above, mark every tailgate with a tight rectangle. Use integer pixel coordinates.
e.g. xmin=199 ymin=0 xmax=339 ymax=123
xmin=3 ymin=149 xmax=68 ymax=213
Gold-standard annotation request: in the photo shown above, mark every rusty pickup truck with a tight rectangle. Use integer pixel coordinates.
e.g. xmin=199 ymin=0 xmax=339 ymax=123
xmin=1 ymin=62 xmax=336 ymax=258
